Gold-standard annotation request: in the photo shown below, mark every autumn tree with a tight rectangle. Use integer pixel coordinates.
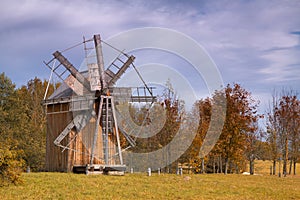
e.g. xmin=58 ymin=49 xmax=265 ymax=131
xmin=244 ymin=125 xmax=265 ymax=175
xmin=179 ymin=98 xmax=211 ymax=173
xmin=0 ymin=73 xmax=24 ymax=185
xmin=266 ymin=93 xmax=281 ymax=175
xmin=209 ymin=83 xmax=260 ymax=174
xmin=204 ymin=89 xmax=227 ymax=174
xmin=276 ymin=93 xmax=299 ymax=176
xmin=126 ymin=83 xmax=183 ymax=173
xmin=1 ymin=73 xmax=57 ymax=173
xmin=288 ymin=96 xmax=299 ymax=175
xmin=266 ymin=90 xmax=299 ymax=176
xmin=16 ymin=78 xmax=55 ymax=171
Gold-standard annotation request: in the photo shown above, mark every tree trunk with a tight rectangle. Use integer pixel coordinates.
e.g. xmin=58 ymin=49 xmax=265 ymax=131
xmin=216 ymin=157 xmax=219 ymax=173
xmin=293 ymin=159 xmax=297 ymax=175
xmin=270 ymin=165 xmax=273 ymax=175
xmin=235 ymin=164 xmax=239 ymax=174
xmin=224 ymin=157 xmax=228 ymax=175
xmin=201 ymin=158 xmax=205 ymax=174
xmin=219 ymin=156 xmax=223 ymax=173
xmin=250 ymin=159 xmax=254 ymax=175
xmin=289 ymin=159 xmax=292 ymax=175
xmin=283 ymin=137 xmax=288 ymax=177
xmin=283 ymin=158 xmax=287 ymax=176
xmin=213 ymin=157 xmax=216 ymax=174
xmin=273 ymin=160 xmax=276 ymax=175
xmin=279 ymin=159 xmax=282 ymax=177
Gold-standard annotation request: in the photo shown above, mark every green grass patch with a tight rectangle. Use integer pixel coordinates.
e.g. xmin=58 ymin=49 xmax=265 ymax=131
xmin=1 ymin=171 xmax=300 ymax=200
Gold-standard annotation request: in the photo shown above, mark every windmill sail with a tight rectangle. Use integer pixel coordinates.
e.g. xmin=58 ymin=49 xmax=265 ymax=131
xmin=52 ymin=51 xmax=91 ymax=96
xmin=106 ymin=55 xmax=135 ymax=86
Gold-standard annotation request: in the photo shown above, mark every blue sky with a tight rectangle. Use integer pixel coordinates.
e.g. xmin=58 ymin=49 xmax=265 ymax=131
xmin=0 ymin=0 xmax=299 ymax=113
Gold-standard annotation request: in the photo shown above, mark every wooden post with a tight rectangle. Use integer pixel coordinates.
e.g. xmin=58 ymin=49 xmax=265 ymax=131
xmin=147 ymin=168 xmax=151 ymax=176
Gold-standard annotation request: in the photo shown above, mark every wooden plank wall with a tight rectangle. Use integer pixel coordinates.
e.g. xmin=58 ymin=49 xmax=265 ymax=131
xmin=46 ymin=103 xmax=72 ymax=172
xmin=46 ymin=102 xmax=118 ymax=172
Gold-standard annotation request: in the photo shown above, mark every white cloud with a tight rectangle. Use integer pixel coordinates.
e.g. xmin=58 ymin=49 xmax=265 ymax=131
xmin=259 ymin=47 xmax=300 ymax=82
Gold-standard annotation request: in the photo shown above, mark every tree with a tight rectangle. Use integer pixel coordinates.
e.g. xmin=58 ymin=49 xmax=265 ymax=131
xmin=15 ymin=78 xmax=56 ymax=171
xmin=276 ymin=93 xmax=299 ymax=176
xmin=0 ymin=72 xmax=17 ymax=144
xmin=209 ymin=84 xmax=260 ymax=174
xmin=266 ymin=93 xmax=280 ymax=175
xmin=267 ymin=90 xmax=300 ymax=176
xmin=245 ymin=126 xmax=265 ymax=175
xmin=1 ymin=73 xmax=56 ymax=173
xmin=125 ymin=82 xmax=184 ymax=173
xmin=180 ymin=98 xmax=211 ymax=173
xmin=289 ymin=96 xmax=300 ymax=175
xmin=0 ymin=73 xmax=24 ymax=185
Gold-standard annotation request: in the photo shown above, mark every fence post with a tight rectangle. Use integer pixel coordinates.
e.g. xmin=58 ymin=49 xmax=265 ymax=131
xmin=147 ymin=168 xmax=151 ymax=176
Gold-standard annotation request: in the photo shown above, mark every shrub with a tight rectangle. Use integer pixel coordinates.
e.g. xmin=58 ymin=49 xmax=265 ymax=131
xmin=0 ymin=146 xmax=24 ymax=186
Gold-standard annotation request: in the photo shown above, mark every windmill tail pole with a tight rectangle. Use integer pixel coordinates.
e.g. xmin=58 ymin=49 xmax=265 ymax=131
xmin=94 ymin=34 xmax=107 ymax=91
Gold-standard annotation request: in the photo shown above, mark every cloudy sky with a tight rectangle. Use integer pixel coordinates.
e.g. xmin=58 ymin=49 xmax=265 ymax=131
xmin=0 ymin=0 xmax=299 ymax=112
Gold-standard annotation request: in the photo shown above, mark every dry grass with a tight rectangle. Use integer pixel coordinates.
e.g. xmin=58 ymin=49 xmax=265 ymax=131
xmin=247 ymin=160 xmax=300 ymax=176
xmin=0 ymin=162 xmax=299 ymax=200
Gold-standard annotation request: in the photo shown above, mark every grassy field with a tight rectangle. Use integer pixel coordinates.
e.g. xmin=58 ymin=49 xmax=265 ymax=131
xmin=1 ymin=161 xmax=299 ymax=200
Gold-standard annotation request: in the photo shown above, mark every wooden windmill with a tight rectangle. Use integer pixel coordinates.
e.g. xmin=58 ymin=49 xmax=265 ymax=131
xmin=43 ymin=34 xmax=155 ymax=174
